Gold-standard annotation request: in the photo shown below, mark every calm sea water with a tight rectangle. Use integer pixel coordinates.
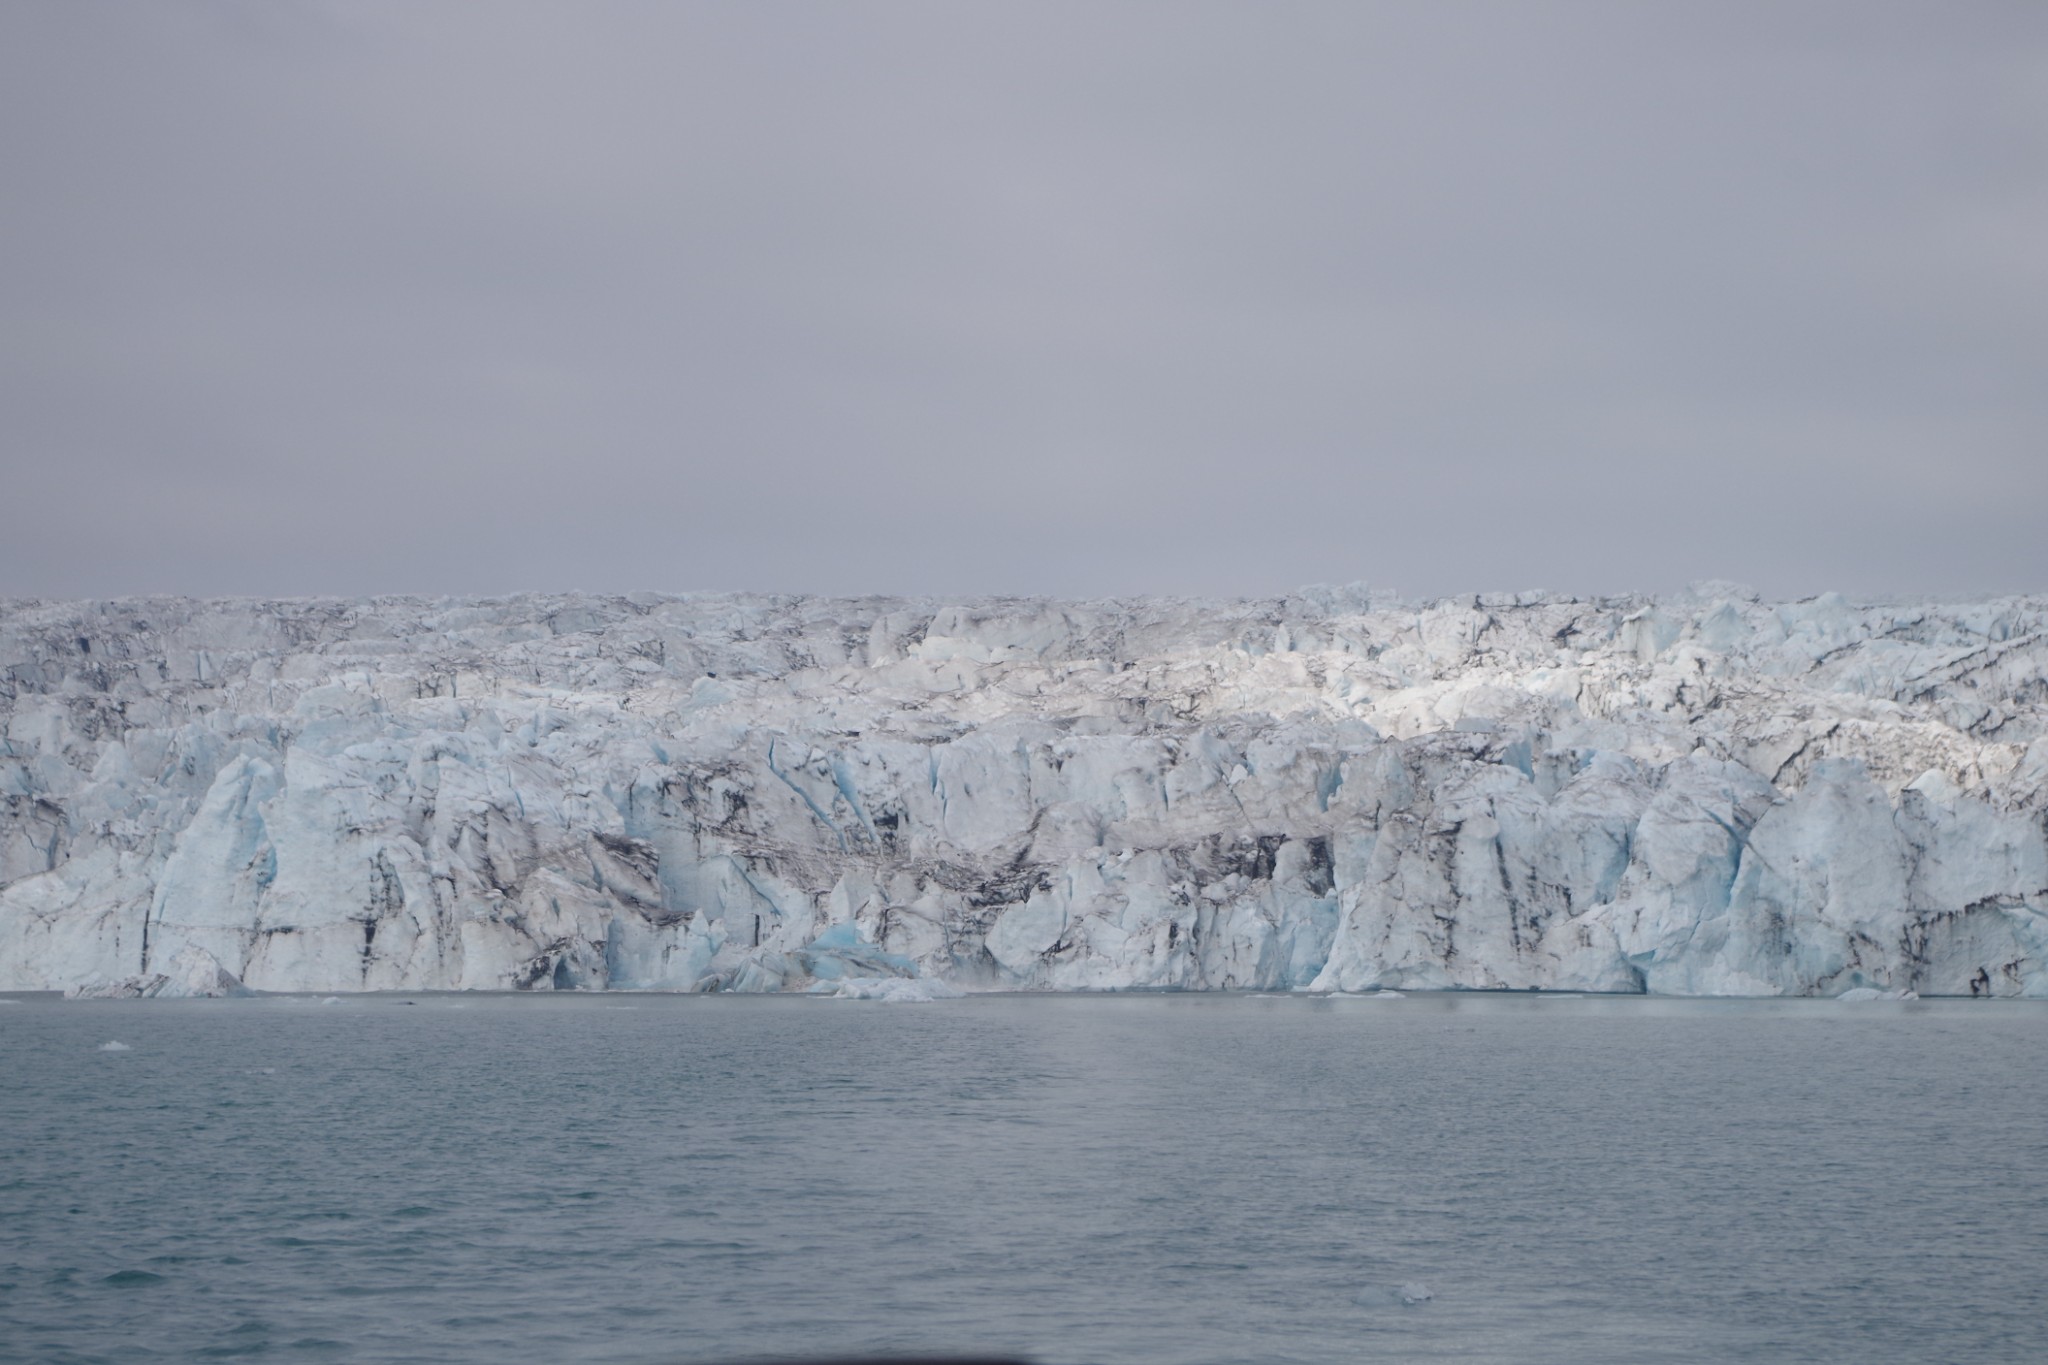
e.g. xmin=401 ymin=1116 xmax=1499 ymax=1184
xmin=2 ymin=990 xmax=2044 ymax=1365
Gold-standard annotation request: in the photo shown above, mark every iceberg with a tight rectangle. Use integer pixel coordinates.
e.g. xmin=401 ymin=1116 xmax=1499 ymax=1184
xmin=3 ymin=588 xmax=2044 ymax=997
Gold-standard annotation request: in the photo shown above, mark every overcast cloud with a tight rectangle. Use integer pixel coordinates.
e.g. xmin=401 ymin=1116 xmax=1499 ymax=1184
xmin=2 ymin=0 xmax=2043 ymax=601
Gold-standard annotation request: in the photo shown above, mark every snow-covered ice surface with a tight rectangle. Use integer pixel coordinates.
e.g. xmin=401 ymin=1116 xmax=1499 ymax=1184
xmin=3 ymin=586 xmax=2045 ymax=996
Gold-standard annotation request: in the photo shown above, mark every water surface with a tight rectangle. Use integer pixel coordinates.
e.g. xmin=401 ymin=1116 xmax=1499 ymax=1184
xmin=3 ymin=991 xmax=2044 ymax=1363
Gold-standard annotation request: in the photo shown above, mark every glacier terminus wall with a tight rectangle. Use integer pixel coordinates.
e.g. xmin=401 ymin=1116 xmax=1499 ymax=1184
xmin=3 ymin=587 xmax=2045 ymax=997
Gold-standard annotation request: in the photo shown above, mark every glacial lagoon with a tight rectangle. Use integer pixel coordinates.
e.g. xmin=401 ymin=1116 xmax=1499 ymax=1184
xmin=4 ymin=990 xmax=2045 ymax=1364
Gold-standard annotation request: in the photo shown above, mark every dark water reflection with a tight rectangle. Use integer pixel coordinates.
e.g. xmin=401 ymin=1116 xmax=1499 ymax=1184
xmin=2 ymin=991 xmax=2044 ymax=1363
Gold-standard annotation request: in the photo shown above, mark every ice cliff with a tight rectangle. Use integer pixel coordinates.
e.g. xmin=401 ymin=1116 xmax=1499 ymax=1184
xmin=4 ymin=587 xmax=2045 ymax=997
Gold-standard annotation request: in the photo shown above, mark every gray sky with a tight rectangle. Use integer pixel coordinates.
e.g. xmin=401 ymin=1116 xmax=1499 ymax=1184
xmin=3 ymin=1 xmax=2044 ymax=602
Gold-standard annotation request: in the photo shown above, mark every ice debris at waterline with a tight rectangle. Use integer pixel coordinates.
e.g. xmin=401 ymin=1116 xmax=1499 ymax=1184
xmin=63 ymin=942 xmax=251 ymax=999
xmin=2 ymin=588 xmax=2045 ymax=998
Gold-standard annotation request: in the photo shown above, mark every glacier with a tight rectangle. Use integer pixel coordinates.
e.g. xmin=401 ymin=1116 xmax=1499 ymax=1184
xmin=2 ymin=586 xmax=2044 ymax=998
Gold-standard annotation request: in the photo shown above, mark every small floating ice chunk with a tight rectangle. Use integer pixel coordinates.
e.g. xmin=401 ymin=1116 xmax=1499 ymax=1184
xmin=1398 ymin=1282 xmax=1433 ymax=1305
xmin=97 ymin=1040 xmax=131 ymax=1052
